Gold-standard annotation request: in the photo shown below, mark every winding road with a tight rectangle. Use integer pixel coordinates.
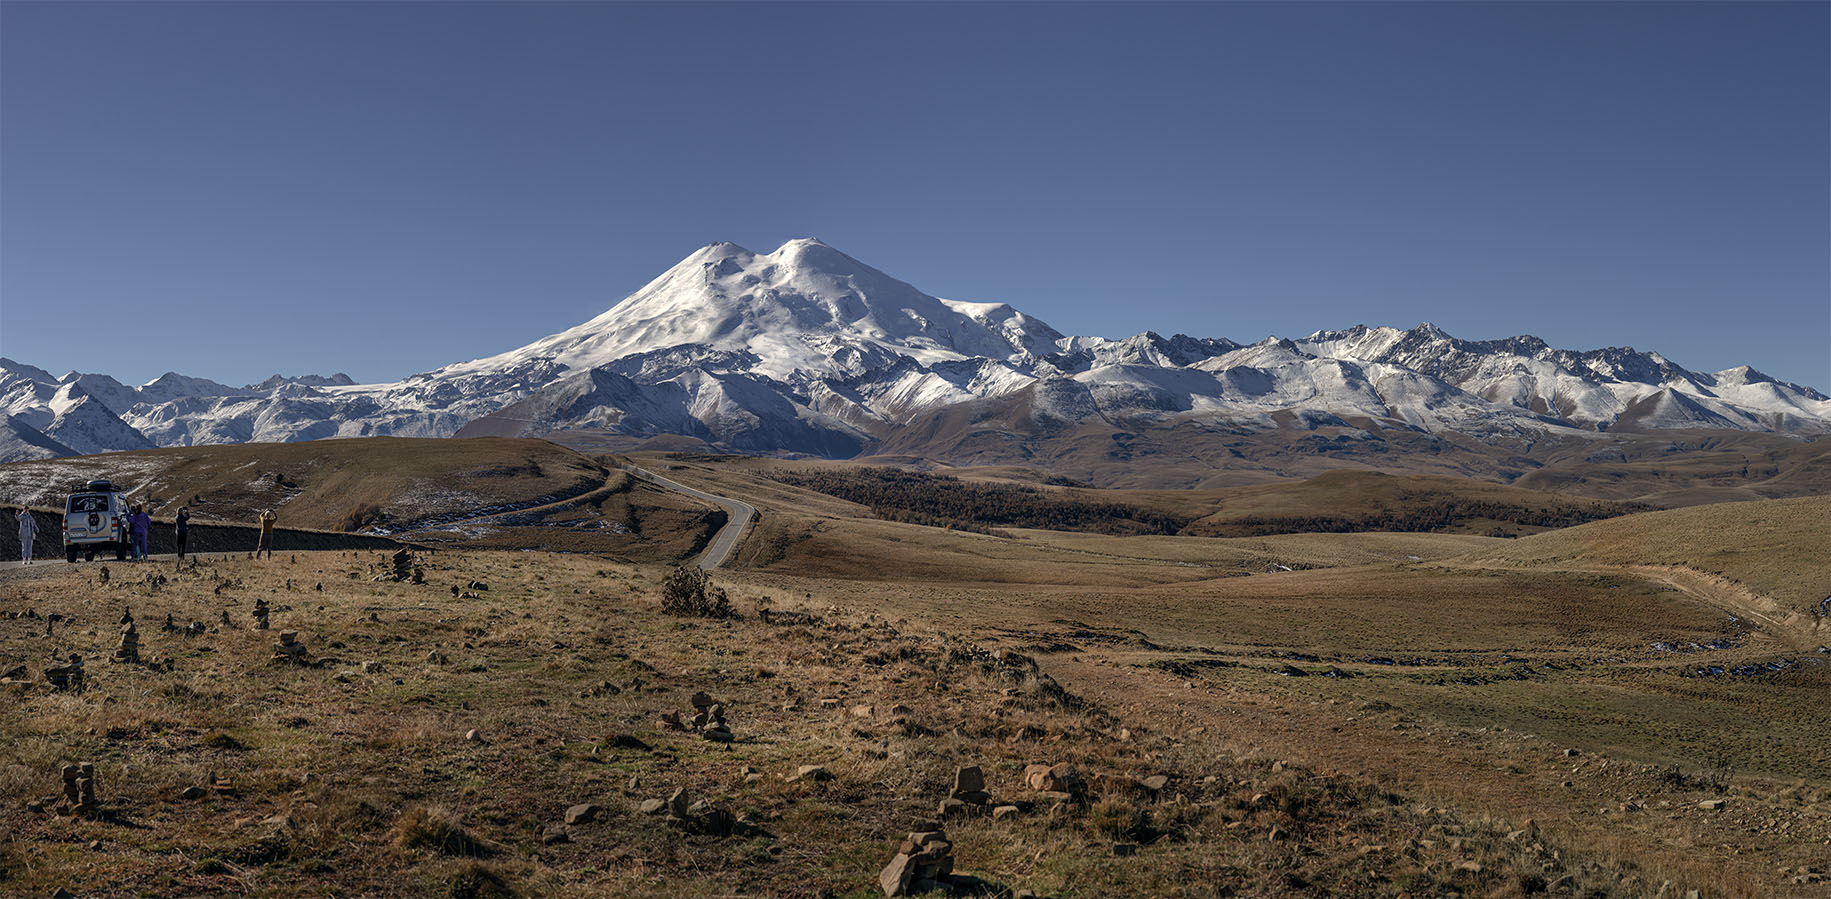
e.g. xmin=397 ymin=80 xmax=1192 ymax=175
xmin=626 ymin=466 xmax=755 ymax=570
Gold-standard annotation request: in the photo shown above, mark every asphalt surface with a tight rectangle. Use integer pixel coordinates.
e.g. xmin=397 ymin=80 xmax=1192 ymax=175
xmin=626 ymin=466 xmax=755 ymax=570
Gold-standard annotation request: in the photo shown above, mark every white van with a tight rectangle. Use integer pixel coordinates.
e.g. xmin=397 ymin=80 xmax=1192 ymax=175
xmin=63 ymin=479 xmax=129 ymax=562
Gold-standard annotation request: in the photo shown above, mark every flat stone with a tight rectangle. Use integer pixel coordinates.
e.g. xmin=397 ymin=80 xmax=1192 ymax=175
xmin=565 ymin=803 xmax=602 ymax=825
xmin=179 ymin=786 xmax=207 ymax=799
xmin=1698 ymin=799 xmax=1728 ymax=810
xmin=638 ymin=798 xmax=666 ymax=815
xmin=851 ymin=704 xmax=875 ymax=718
xmin=1140 ymin=775 xmax=1170 ymax=792
xmin=790 ymin=764 xmax=832 ymax=782
xmin=992 ymin=804 xmax=1021 ymax=821
xmin=879 ymin=852 xmax=915 ymax=897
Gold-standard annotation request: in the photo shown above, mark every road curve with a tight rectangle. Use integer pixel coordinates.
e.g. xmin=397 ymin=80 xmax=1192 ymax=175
xmin=626 ymin=466 xmax=755 ymax=570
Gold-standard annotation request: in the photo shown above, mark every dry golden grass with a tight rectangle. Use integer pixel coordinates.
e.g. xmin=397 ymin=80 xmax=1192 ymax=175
xmin=5 ymin=548 xmax=1818 ymax=897
xmin=1468 ymin=494 xmax=1831 ymax=617
xmin=2 ymin=445 xmax=1826 ymax=898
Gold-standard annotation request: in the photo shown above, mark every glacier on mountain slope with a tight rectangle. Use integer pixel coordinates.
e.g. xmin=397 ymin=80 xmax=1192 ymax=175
xmin=1 ymin=239 xmax=1827 ymax=461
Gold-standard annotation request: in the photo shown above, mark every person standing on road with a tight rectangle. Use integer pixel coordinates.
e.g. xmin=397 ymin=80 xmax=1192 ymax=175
xmin=256 ymin=508 xmax=276 ymax=559
xmin=130 ymin=505 xmax=152 ymax=561
xmin=15 ymin=507 xmax=37 ymax=565
xmin=174 ymin=507 xmax=191 ymax=560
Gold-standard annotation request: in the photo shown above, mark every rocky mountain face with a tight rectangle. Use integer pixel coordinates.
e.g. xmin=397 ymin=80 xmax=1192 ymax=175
xmin=3 ymin=240 xmax=1827 ymax=469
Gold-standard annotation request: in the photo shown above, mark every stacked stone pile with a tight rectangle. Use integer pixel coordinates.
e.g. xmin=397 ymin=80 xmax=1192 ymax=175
xmin=689 ymin=691 xmax=734 ymax=743
xmin=937 ymin=765 xmax=998 ymax=820
xmin=112 ymin=618 xmax=140 ymax=664
xmin=59 ymin=763 xmax=100 ymax=818
xmin=271 ymin=630 xmax=309 ymax=665
xmin=252 ymin=598 xmax=270 ymax=630
xmin=44 ymin=655 xmax=84 ymax=692
xmin=637 ymin=786 xmax=755 ymax=836
xmin=879 ymin=826 xmax=986 ymax=897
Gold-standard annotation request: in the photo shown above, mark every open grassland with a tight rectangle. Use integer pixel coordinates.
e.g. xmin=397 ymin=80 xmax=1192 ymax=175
xmin=1 ymin=448 xmax=1826 ymax=897
xmin=3 ymin=551 xmax=1778 ymax=899
xmin=1465 ymin=495 xmax=1831 ymax=621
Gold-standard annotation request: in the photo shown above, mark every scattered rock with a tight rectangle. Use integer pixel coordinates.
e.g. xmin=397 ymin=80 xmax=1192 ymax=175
xmin=464 ymin=729 xmax=481 ymax=742
xmin=789 ymin=765 xmax=832 ymax=783
xmin=1698 ymin=799 xmax=1727 ymax=810
xmin=952 ymin=766 xmax=985 ymax=795
xmin=564 ymin=803 xmax=602 ymax=825
xmin=1024 ymin=762 xmax=1082 ymax=795
xmin=639 ymin=798 xmax=666 ymax=815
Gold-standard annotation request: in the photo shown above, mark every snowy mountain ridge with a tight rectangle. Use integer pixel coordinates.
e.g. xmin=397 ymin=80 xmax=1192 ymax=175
xmin=2 ymin=238 xmax=1827 ymax=463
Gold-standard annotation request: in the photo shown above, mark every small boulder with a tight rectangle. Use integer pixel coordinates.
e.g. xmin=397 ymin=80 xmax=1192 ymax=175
xmin=564 ymin=803 xmax=602 ymax=825
xmin=952 ymin=765 xmax=985 ymax=795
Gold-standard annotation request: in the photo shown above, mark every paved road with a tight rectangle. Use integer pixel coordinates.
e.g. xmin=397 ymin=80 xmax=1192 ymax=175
xmin=626 ymin=466 xmax=755 ymax=570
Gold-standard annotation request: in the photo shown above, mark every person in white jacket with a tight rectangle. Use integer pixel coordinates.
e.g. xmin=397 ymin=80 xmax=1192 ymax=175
xmin=15 ymin=508 xmax=37 ymax=565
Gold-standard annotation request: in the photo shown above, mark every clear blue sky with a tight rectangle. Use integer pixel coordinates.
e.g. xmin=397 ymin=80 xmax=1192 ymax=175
xmin=3 ymin=1 xmax=1826 ymax=390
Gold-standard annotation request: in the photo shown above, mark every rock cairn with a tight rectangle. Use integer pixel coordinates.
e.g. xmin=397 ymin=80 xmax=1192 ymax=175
xmin=252 ymin=598 xmax=270 ymax=630
xmin=693 ymin=691 xmax=735 ymax=743
xmin=271 ymin=630 xmax=309 ymax=665
xmin=377 ymin=548 xmax=415 ymax=582
xmin=44 ymin=655 xmax=85 ymax=692
xmin=938 ymin=765 xmax=1002 ymax=820
xmin=660 ymin=690 xmax=737 ymax=742
xmin=112 ymin=618 xmax=140 ymax=664
xmin=880 ymin=826 xmax=985 ymax=896
xmin=59 ymin=763 xmax=100 ymax=818
xmin=638 ymin=786 xmax=754 ymax=836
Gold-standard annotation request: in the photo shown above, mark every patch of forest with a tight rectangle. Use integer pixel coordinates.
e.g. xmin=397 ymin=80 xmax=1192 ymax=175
xmin=1184 ymin=492 xmax=1651 ymax=538
xmin=768 ymin=468 xmax=1190 ymax=536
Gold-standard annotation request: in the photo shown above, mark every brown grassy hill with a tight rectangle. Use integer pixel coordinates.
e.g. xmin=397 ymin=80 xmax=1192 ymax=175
xmin=0 ymin=438 xmax=604 ymax=531
xmin=0 ymin=439 xmax=724 ymax=561
xmin=1464 ymin=495 xmax=1831 ymax=620
xmin=1513 ymin=432 xmax=1831 ymax=505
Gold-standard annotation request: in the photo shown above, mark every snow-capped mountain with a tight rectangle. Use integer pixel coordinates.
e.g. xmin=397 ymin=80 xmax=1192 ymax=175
xmin=2 ymin=238 xmax=1827 ymax=466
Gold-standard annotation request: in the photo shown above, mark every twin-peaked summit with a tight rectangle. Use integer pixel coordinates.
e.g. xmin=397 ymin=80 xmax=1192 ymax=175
xmin=2 ymin=238 xmax=1827 ymax=469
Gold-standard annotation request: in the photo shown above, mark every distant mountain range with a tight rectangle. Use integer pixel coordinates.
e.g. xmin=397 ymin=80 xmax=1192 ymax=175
xmin=4 ymin=238 xmax=1827 ymax=477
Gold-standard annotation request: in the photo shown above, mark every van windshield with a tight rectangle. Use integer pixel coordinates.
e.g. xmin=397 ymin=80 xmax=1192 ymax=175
xmin=68 ymin=495 xmax=111 ymax=513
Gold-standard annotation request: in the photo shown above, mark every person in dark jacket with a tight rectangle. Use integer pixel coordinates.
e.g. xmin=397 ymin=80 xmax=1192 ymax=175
xmin=130 ymin=506 xmax=152 ymax=561
xmin=174 ymin=507 xmax=191 ymax=560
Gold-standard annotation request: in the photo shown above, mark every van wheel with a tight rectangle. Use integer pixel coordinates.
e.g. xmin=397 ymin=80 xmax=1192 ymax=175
xmin=66 ymin=546 xmax=78 ymax=563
